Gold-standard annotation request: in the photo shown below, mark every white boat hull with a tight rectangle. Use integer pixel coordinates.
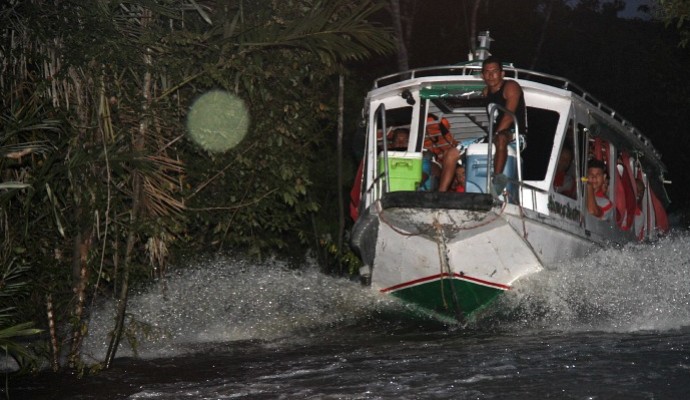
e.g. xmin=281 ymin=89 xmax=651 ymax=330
xmin=353 ymin=193 xmax=597 ymax=320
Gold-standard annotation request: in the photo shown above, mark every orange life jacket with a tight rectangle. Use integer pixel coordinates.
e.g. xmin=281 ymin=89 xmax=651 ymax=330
xmin=423 ymin=116 xmax=456 ymax=156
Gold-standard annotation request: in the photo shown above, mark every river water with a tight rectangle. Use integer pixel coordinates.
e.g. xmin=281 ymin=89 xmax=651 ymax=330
xmin=10 ymin=233 xmax=690 ymax=399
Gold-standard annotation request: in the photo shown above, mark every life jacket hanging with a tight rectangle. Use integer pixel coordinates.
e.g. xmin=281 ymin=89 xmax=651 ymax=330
xmin=424 ymin=114 xmax=456 ymax=156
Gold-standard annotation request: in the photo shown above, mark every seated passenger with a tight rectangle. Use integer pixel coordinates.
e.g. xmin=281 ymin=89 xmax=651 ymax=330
xmin=389 ymin=128 xmax=410 ymax=151
xmin=554 ymin=145 xmax=576 ymax=198
xmin=423 ymin=114 xmax=459 ymax=192
xmin=453 ymin=164 xmax=466 ymax=193
xmin=586 ymin=159 xmax=613 ymax=219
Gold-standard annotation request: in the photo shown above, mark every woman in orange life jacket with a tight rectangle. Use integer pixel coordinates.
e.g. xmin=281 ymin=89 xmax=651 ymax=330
xmin=423 ymin=114 xmax=460 ymax=192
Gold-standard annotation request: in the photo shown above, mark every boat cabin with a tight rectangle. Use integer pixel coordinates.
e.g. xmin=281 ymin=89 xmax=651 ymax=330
xmin=354 ymin=52 xmax=669 ymax=243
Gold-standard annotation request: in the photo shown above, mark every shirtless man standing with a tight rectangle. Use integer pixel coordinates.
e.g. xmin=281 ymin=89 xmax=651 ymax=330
xmin=481 ymin=56 xmax=527 ymax=179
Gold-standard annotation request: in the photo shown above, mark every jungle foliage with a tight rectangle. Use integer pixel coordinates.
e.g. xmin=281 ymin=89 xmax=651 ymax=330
xmin=1 ymin=0 xmax=393 ymax=371
xmin=658 ymin=0 xmax=690 ymax=45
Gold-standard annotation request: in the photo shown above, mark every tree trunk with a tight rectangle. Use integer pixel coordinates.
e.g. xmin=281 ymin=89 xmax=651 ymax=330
xmin=46 ymin=295 xmax=60 ymax=372
xmin=67 ymin=63 xmax=93 ymax=368
xmin=469 ymin=0 xmax=484 ymax=56
xmin=104 ymin=8 xmax=153 ymax=367
xmin=67 ymin=230 xmax=90 ymax=367
xmin=103 ymin=185 xmax=139 ymax=368
xmin=390 ymin=0 xmax=409 ymax=71
xmin=530 ymin=0 xmax=554 ymax=69
xmin=336 ymin=74 xmax=345 ymax=273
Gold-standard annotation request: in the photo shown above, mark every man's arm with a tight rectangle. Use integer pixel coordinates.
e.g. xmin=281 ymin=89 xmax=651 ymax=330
xmin=586 ymin=184 xmax=613 ymax=219
xmin=586 ymin=183 xmax=603 ymax=217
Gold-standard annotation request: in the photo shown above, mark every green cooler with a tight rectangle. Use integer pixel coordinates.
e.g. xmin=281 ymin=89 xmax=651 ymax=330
xmin=378 ymin=151 xmax=423 ymax=192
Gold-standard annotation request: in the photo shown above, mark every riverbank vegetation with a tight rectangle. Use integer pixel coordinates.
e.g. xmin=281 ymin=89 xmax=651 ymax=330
xmin=2 ymin=0 xmax=690 ymax=375
xmin=1 ymin=0 xmax=394 ymax=372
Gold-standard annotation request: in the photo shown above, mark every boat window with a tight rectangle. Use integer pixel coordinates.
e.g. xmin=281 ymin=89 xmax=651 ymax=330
xmin=379 ymin=106 xmax=413 ymax=127
xmin=552 ymin=121 xmax=577 ymax=199
xmin=581 ymin=133 xmax=614 ymax=221
xmin=522 ymin=107 xmax=559 ymax=181
xmin=375 ymin=106 xmax=413 ymax=151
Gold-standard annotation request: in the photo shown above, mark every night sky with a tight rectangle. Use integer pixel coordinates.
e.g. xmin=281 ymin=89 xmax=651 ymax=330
xmin=621 ymin=0 xmax=651 ymax=19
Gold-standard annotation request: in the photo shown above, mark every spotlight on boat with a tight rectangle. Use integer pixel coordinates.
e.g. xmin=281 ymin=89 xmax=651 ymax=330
xmin=401 ymin=89 xmax=415 ymax=105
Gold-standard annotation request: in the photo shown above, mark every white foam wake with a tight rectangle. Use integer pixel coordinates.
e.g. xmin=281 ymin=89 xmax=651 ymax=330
xmin=81 ymin=255 xmax=392 ymax=362
xmin=482 ymin=232 xmax=690 ymax=332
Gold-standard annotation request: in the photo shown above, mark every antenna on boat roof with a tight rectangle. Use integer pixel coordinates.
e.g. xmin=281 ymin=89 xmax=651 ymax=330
xmin=470 ymin=30 xmax=493 ymax=61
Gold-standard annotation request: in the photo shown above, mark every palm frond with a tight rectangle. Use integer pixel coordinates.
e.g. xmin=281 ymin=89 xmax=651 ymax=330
xmin=0 ymin=321 xmax=42 ymax=368
xmin=0 ymin=182 xmax=30 ymax=190
xmin=0 ymin=258 xmax=30 ymax=298
xmin=0 ymin=92 xmax=61 ymax=164
xmin=141 ymin=154 xmax=186 ymax=217
xmin=0 ymin=141 xmax=53 ymax=159
xmin=0 ymin=322 xmax=41 ymax=340
xmin=234 ymin=1 xmax=394 ymax=63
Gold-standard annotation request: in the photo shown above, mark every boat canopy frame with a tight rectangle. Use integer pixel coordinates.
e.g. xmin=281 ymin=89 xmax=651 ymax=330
xmin=372 ymin=63 xmax=664 ymax=176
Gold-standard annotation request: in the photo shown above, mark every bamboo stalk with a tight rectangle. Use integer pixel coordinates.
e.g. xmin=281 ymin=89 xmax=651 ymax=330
xmin=46 ymin=294 xmax=60 ymax=372
xmin=104 ymin=212 xmax=136 ymax=368
xmin=92 ymin=79 xmax=115 ymax=309
xmin=64 ymin=60 xmax=93 ymax=368
xmin=68 ymin=232 xmax=91 ymax=368
xmin=105 ymin=8 xmax=153 ymax=366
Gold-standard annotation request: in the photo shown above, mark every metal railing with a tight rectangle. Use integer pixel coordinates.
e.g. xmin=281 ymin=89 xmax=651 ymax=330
xmin=372 ymin=64 xmax=661 ymax=163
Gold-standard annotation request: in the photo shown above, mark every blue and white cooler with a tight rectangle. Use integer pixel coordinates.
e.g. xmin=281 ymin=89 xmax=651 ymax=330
xmin=464 ymin=142 xmax=519 ymax=201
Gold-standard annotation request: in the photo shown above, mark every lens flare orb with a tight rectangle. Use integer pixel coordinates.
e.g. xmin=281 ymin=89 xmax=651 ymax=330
xmin=187 ymin=90 xmax=250 ymax=153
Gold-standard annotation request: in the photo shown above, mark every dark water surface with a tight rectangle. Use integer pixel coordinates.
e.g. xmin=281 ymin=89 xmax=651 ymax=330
xmin=8 ymin=234 xmax=690 ymax=399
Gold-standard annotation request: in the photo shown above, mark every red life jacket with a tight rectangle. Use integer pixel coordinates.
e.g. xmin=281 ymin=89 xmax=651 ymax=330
xmin=424 ymin=115 xmax=456 ymax=156
xmin=349 ymin=160 xmax=363 ymax=221
xmin=614 ymin=152 xmax=637 ymax=231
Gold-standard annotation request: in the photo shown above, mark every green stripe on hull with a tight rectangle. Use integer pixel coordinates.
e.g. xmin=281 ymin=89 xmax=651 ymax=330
xmin=390 ymin=278 xmax=504 ymax=319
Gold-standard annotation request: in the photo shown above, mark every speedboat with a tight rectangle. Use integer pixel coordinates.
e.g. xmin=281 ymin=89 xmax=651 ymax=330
xmin=349 ymin=32 xmax=670 ymax=322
